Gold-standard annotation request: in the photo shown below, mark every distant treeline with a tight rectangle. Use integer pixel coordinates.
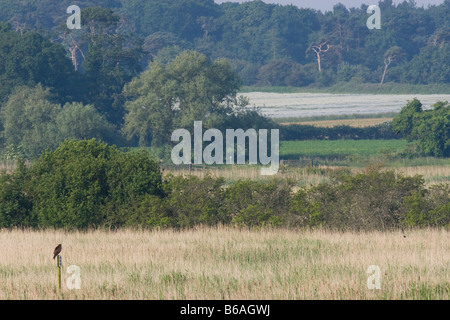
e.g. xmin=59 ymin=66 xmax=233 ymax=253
xmin=1 ymin=140 xmax=448 ymax=231
xmin=0 ymin=0 xmax=448 ymax=87
xmin=280 ymin=122 xmax=399 ymax=141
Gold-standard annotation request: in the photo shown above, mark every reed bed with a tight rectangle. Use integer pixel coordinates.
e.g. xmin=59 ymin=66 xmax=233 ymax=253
xmin=0 ymin=227 xmax=448 ymax=300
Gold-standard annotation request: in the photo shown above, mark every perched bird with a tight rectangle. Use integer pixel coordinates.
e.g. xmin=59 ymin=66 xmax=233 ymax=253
xmin=53 ymin=244 xmax=62 ymax=259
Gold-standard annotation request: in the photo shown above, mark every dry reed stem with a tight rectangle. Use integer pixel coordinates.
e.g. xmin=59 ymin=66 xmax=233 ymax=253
xmin=0 ymin=227 xmax=448 ymax=300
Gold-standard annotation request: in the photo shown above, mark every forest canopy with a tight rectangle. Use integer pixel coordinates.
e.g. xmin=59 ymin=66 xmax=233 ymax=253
xmin=0 ymin=0 xmax=448 ymax=87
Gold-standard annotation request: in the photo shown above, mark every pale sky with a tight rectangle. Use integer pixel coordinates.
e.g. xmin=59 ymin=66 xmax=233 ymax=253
xmin=214 ymin=0 xmax=445 ymax=12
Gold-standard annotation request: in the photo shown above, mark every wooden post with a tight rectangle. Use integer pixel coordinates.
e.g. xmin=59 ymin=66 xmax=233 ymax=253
xmin=57 ymin=255 xmax=62 ymax=291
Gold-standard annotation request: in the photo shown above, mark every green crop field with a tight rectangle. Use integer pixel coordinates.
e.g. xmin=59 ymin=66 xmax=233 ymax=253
xmin=280 ymin=139 xmax=410 ymax=159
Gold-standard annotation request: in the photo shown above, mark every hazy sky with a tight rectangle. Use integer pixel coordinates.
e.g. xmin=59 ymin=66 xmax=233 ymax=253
xmin=214 ymin=0 xmax=445 ymax=12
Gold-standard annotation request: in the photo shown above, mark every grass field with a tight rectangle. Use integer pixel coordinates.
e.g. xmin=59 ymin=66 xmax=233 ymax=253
xmin=0 ymin=227 xmax=448 ymax=300
xmin=280 ymin=139 xmax=409 ymax=159
xmin=162 ymin=164 xmax=450 ymax=186
xmin=240 ymin=83 xmax=450 ymax=95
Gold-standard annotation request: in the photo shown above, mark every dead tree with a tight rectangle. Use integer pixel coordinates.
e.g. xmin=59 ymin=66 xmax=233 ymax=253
xmin=310 ymin=41 xmax=330 ymax=73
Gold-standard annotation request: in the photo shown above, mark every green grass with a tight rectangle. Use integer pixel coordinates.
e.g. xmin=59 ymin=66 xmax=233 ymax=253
xmin=280 ymin=139 xmax=410 ymax=160
xmin=240 ymin=82 xmax=450 ymax=95
xmin=126 ymin=139 xmax=450 ymax=170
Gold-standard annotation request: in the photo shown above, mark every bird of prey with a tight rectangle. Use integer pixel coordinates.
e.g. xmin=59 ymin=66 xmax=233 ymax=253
xmin=53 ymin=244 xmax=62 ymax=259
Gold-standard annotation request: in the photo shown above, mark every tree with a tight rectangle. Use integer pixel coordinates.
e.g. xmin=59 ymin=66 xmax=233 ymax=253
xmin=79 ymin=7 xmax=144 ymax=126
xmin=392 ymin=98 xmax=423 ymax=139
xmin=405 ymin=43 xmax=450 ymax=84
xmin=411 ymin=102 xmax=449 ymax=157
xmin=0 ymin=85 xmax=61 ymax=157
xmin=380 ymin=46 xmax=405 ymax=85
xmin=1 ymin=85 xmax=122 ymax=158
xmin=54 ymin=102 xmax=118 ymax=143
xmin=0 ymin=22 xmax=76 ymax=104
xmin=0 ymin=159 xmax=33 ymax=227
xmin=308 ymin=41 xmax=331 ymax=73
xmin=393 ymin=99 xmax=449 ymax=157
xmin=29 ymin=139 xmax=163 ymax=229
xmin=256 ymin=60 xmax=313 ymax=87
xmin=122 ymin=50 xmax=242 ymax=146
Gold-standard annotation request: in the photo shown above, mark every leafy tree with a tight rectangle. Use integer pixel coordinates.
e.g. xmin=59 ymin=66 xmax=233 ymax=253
xmin=393 ymin=99 xmax=449 ymax=157
xmin=257 ymin=60 xmax=314 ymax=87
xmin=29 ymin=139 xmax=163 ymax=229
xmin=55 ymin=102 xmax=118 ymax=143
xmin=0 ymin=22 xmax=76 ymax=104
xmin=411 ymin=102 xmax=450 ymax=157
xmin=79 ymin=7 xmax=143 ymax=126
xmin=405 ymin=43 xmax=450 ymax=84
xmin=392 ymin=98 xmax=423 ymax=139
xmin=0 ymin=160 xmax=33 ymax=227
xmin=1 ymin=85 xmax=122 ymax=158
xmin=123 ymin=50 xmax=242 ymax=146
xmin=0 ymin=85 xmax=61 ymax=157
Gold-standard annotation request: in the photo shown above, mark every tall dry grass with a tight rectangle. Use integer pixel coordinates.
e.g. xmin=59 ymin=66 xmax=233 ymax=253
xmin=0 ymin=227 xmax=448 ymax=300
xmin=163 ymin=165 xmax=450 ymax=186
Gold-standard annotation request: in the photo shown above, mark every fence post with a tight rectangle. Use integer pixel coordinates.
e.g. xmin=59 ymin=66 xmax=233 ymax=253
xmin=57 ymin=255 xmax=62 ymax=291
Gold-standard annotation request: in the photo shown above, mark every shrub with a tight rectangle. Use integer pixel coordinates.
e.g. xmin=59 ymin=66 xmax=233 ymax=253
xmin=163 ymin=174 xmax=226 ymax=228
xmin=401 ymin=184 xmax=450 ymax=227
xmin=0 ymin=160 xmax=33 ymax=227
xmin=290 ymin=166 xmax=427 ymax=231
xmin=225 ymin=179 xmax=293 ymax=228
xmin=29 ymin=139 xmax=163 ymax=229
xmin=119 ymin=194 xmax=172 ymax=229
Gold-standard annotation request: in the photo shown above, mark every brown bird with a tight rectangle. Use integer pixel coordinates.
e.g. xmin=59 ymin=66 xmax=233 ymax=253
xmin=53 ymin=244 xmax=62 ymax=259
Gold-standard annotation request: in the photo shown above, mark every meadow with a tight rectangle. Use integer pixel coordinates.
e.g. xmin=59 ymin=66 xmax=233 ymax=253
xmin=279 ymin=139 xmax=409 ymax=159
xmin=162 ymin=163 xmax=450 ymax=187
xmin=0 ymin=227 xmax=448 ymax=300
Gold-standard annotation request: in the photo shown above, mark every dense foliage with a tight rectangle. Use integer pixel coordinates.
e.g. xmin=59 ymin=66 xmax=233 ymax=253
xmin=1 ymin=0 xmax=448 ymax=87
xmin=393 ymin=99 xmax=450 ymax=157
xmin=122 ymin=50 xmax=243 ymax=146
xmin=0 ymin=0 xmax=448 ymax=159
xmin=0 ymin=139 xmax=163 ymax=229
xmin=0 ymin=0 xmax=449 ymax=89
xmin=0 ymin=140 xmax=448 ymax=230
